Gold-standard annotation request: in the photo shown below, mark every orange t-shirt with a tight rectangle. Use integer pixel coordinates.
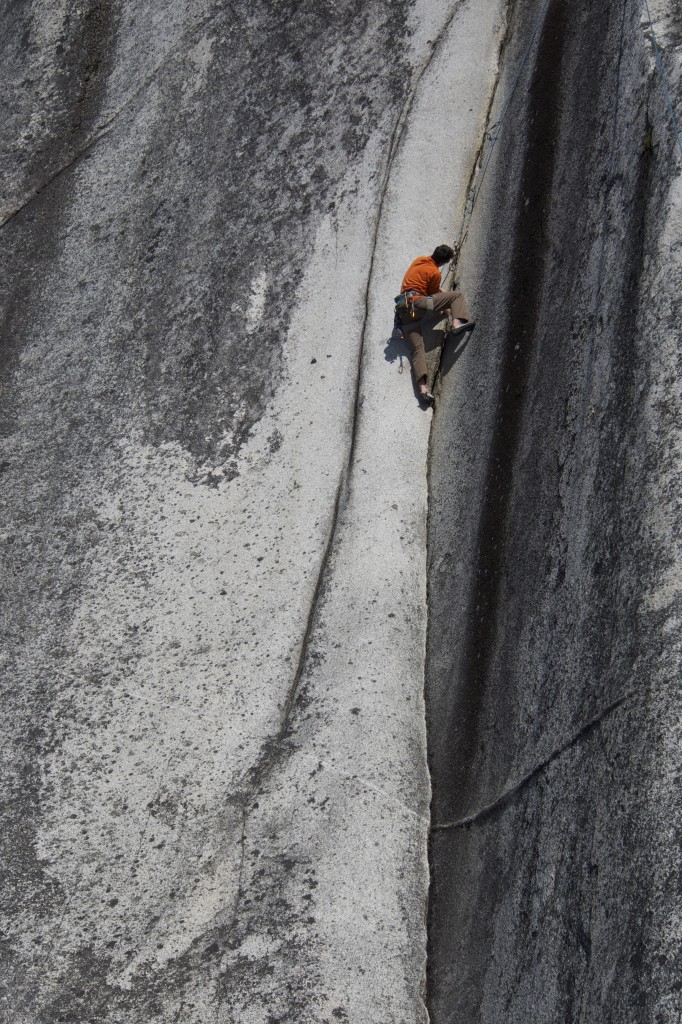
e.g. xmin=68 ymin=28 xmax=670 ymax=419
xmin=401 ymin=256 xmax=442 ymax=296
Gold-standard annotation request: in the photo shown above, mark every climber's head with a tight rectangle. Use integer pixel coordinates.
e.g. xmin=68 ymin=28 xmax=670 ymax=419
xmin=431 ymin=245 xmax=454 ymax=267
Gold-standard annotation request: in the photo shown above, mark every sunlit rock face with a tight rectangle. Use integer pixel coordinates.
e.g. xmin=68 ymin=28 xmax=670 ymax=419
xmin=426 ymin=0 xmax=681 ymax=1021
xmin=0 ymin=0 xmax=504 ymax=1020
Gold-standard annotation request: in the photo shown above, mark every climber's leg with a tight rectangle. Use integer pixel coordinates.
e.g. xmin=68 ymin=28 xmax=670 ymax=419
xmin=407 ymin=325 xmax=428 ymax=388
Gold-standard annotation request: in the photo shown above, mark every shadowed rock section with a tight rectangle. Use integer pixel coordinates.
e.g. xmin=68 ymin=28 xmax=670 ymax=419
xmin=426 ymin=0 xmax=681 ymax=1020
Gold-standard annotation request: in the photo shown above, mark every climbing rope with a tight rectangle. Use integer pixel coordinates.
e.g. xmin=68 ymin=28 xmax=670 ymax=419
xmin=447 ymin=0 xmax=681 ymax=283
xmin=448 ymin=0 xmax=554 ymax=274
xmin=642 ymin=0 xmax=682 ymax=162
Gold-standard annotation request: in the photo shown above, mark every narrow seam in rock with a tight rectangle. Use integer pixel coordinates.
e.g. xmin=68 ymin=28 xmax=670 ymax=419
xmin=431 ymin=689 xmax=635 ymax=832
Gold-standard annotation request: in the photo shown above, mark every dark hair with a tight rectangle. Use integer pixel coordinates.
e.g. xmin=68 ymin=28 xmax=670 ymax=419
xmin=431 ymin=245 xmax=454 ymax=265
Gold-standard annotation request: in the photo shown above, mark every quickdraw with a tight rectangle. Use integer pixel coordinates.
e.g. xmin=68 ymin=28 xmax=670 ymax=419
xmin=394 ymin=289 xmax=421 ymax=319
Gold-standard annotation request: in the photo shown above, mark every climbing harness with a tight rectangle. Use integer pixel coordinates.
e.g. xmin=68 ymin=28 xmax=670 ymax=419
xmin=394 ymin=288 xmax=421 ymax=318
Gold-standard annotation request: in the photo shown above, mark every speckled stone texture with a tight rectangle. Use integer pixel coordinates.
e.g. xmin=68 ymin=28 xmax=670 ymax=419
xmin=0 ymin=2 xmax=423 ymax=1021
xmin=4 ymin=0 xmax=679 ymax=1020
xmin=0 ymin=0 xmax=507 ymax=1021
xmin=426 ymin=0 xmax=681 ymax=1021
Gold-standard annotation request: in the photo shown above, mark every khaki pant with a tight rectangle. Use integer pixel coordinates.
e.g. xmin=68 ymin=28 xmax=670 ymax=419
xmin=399 ymin=290 xmax=469 ymax=382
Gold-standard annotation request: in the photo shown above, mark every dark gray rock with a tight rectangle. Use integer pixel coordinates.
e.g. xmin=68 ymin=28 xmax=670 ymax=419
xmin=426 ymin=0 xmax=681 ymax=1020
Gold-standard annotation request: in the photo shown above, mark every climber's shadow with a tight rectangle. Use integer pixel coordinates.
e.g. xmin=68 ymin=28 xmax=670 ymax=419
xmin=440 ymin=329 xmax=473 ymax=379
xmin=422 ymin=319 xmax=446 ymax=359
xmin=384 ymin=325 xmax=427 ymax=405
xmin=384 ymin=317 xmax=457 ymax=404
xmin=383 ymin=324 xmax=411 ymax=370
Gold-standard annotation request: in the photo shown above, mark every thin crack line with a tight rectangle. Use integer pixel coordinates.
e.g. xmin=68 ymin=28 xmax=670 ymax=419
xmin=207 ymin=14 xmax=469 ymax=986
xmin=274 ymin=477 xmax=344 ymax=746
xmin=432 ymin=6 xmax=512 ymax=387
xmin=235 ymin=475 xmax=344 ymax=798
xmin=217 ymin=13 xmax=462 ymax=948
xmin=447 ymin=0 xmax=553 ymax=268
xmin=248 ymin=0 xmax=470 ymax=779
xmin=220 ymin=803 xmax=248 ymax=946
xmin=447 ymin=17 xmax=511 ymax=268
xmin=348 ymin=0 xmax=468 ymax=473
xmin=210 ymin=802 xmax=247 ymax=1014
xmin=0 ymin=5 xmax=224 ymax=231
xmin=298 ymin=753 xmax=430 ymax=823
xmin=431 ymin=690 xmax=635 ymax=832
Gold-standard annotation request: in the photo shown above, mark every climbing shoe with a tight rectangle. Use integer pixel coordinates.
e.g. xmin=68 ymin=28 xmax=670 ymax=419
xmin=447 ymin=319 xmax=476 ymax=338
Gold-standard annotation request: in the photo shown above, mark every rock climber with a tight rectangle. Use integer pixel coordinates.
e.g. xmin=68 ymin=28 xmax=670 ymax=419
xmin=395 ymin=244 xmax=475 ymax=404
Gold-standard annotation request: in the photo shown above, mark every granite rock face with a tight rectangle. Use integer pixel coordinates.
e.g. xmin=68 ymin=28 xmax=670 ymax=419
xmin=1 ymin=0 xmax=679 ymax=1021
xmin=0 ymin=0 xmax=504 ymax=1021
xmin=426 ymin=0 xmax=681 ymax=1021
